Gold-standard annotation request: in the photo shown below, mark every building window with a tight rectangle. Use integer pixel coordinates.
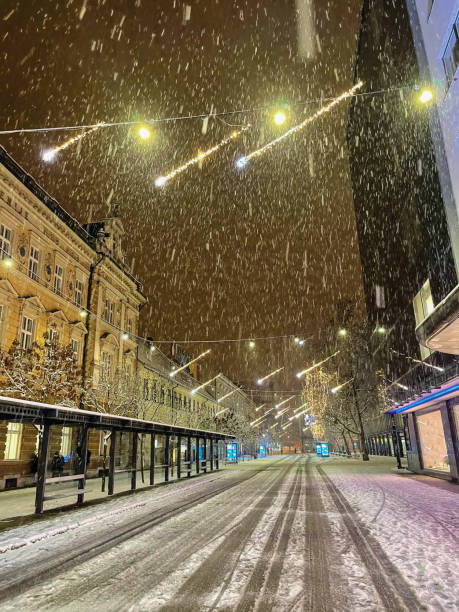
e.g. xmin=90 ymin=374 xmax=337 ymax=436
xmin=71 ymin=338 xmax=79 ymax=360
xmin=28 ymin=246 xmax=40 ymax=282
xmin=152 ymin=381 xmax=157 ymax=402
xmin=413 ymin=279 xmax=435 ymax=360
xmin=75 ymin=279 xmax=83 ymax=307
xmin=144 ymin=379 xmax=149 ymax=400
xmin=101 ymin=351 xmax=113 ymax=380
xmin=53 ymin=264 xmax=63 ymax=295
xmin=20 ymin=316 xmax=34 ymax=349
xmin=60 ymin=426 xmax=72 ymax=457
xmin=416 ymin=409 xmax=450 ymax=472
xmin=104 ymin=299 xmax=114 ymax=324
xmin=127 ymin=317 xmax=133 ymax=334
xmin=4 ymin=422 xmax=23 ymax=460
xmin=442 ymin=14 xmax=459 ymax=88
xmin=0 ymin=224 xmax=12 ymax=260
xmin=49 ymin=328 xmax=59 ymax=344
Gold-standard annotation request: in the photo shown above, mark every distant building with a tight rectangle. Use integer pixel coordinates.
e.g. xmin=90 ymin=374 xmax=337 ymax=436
xmin=348 ymin=0 xmax=459 ymax=481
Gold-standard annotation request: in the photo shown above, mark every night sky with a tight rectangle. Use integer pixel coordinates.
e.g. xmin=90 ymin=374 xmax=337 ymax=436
xmin=1 ymin=0 xmax=363 ymax=389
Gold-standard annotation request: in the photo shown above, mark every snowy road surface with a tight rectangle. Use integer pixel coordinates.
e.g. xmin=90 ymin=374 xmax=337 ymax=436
xmin=0 ymin=455 xmax=458 ymax=611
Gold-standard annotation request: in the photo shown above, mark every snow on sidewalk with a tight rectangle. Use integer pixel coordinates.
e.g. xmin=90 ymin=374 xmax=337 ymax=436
xmin=319 ymin=456 xmax=459 ymax=612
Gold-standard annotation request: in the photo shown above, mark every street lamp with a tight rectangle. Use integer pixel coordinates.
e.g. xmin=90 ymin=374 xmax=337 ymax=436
xmin=273 ymin=111 xmax=286 ymax=125
xmin=419 ymin=89 xmax=433 ymax=104
xmin=138 ymin=127 xmax=151 ymax=140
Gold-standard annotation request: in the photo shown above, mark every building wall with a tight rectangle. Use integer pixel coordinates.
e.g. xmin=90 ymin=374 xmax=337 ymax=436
xmin=407 ymin=0 xmax=459 ymax=273
xmin=348 ymin=0 xmax=457 ymax=379
xmin=0 ymin=148 xmax=146 ymax=488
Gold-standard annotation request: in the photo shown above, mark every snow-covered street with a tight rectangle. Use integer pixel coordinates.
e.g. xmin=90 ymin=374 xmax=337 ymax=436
xmin=0 ymin=455 xmax=457 ymax=611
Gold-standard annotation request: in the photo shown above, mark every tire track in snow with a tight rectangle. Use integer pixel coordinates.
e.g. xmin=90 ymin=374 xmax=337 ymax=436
xmin=232 ymin=461 xmax=303 ymax=611
xmin=157 ymin=457 xmax=300 ymax=611
xmin=316 ymin=464 xmax=423 ymax=612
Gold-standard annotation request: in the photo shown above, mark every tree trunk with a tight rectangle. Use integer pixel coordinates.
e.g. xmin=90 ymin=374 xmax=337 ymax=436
xmin=342 ymin=432 xmax=351 ymax=455
xmin=352 ymin=380 xmax=369 ymax=461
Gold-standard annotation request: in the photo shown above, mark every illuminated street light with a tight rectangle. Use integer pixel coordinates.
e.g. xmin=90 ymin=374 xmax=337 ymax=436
xmin=338 ymin=329 xmax=347 ymax=337
xmin=249 ymin=340 xmax=255 ymax=348
xmin=273 ymin=111 xmax=286 ymax=125
xmin=139 ymin=127 xmax=151 ymax=139
xmin=122 ymin=333 xmax=129 ymax=340
xmin=42 ymin=149 xmax=56 ymax=162
xmin=419 ymin=89 xmax=433 ymax=103
xmin=79 ymin=310 xmax=88 ymax=318
xmin=377 ymin=326 xmax=386 ymax=334
xmin=3 ymin=258 xmax=12 ymax=268
xmin=255 ymin=403 xmax=266 ymax=412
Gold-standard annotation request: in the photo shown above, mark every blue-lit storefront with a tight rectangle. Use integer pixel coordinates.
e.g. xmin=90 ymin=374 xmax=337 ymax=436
xmin=387 ymin=380 xmax=459 ymax=481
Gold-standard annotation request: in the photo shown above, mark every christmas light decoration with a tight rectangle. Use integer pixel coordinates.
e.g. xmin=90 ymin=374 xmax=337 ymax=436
xmin=217 ymin=388 xmax=238 ymax=403
xmin=169 ymin=349 xmax=211 ymax=377
xmin=296 ymin=351 xmax=340 ymax=379
xmin=242 ymin=82 xmax=363 ymax=165
xmin=191 ymin=373 xmax=221 ymax=395
xmin=331 ymin=378 xmax=354 ymax=394
xmin=255 ymin=403 xmax=266 ymax=412
xmin=155 ymin=125 xmax=250 ymax=187
xmin=42 ymin=122 xmax=105 ymax=161
xmin=257 ymin=366 xmax=284 ymax=385
xmin=275 ymin=395 xmax=296 ymax=410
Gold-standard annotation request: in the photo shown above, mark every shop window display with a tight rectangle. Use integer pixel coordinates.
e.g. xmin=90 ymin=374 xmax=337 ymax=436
xmin=416 ymin=409 xmax=450 ymax=472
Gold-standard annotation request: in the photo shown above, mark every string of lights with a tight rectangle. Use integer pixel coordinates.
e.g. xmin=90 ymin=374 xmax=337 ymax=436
xmin=0 ymin=83 xmax=415 ymax=136
xmin=236 ymin=82 xmax=364 ymax=168
xmin=0 ymin=248 xmax=309 ymax=348
xmin=42 ymin=122 xmax=105 ymax=161
xmin=155 ymin=125 xmax=250 ymax=187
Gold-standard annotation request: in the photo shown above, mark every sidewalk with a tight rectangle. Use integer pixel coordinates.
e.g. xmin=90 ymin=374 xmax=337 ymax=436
xmin=0 ymin=464 xmax=199 ymax=524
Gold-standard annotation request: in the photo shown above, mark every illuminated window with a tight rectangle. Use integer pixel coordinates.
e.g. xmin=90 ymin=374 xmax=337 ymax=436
xmin=53 ymin=264 xmax=63 ymax=295
xmin=0 ymin=224 xmax=12 ymax=259
xmin=4 ymin=422 xmax=23 ymax=460
xmin=20 ymin=316 xmax=34 ymax=349
xmin=60 ymin=427 xmax=72 ymax=457
xmin=103 ymin=299 xmax=114 ymax=324
xmin=75 ymin=279 xmax=83 ymax=307
xmin=416 ymin=409 xmax=450 ymax=472
xmin=71 ymin=338 xmax=79 ymax=360
xmin=413 ymin=279 xmax=434 ymax=360
xmin=101 ymin=351 xmax=113 ymax=380
xmin=28 ymin=246 xmax=40 ymax=281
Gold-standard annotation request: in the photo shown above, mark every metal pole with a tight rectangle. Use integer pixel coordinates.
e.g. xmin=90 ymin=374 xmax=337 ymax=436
xmin=131 ymin=433 xmax=138 ymax=490
xmin=391 ymin=415 xmax=402 ymax=469
xmin=196 ymin=437 xmax=200 ymax=474
xmin=164 ymin=434 xmax=170 ymax=482
xmin=177 ymin=435 xmax=182 ymax=479
xmin=187 ymin=436 xmax=192 ymax=477
xmin=150 ymin=433 xmax=155 ymax=485
xmin=35 ymin=422 xmax=51 ymax=514
xmin=77 ymin=424 xmax=89 ymax=505
xmin=210 ymin=439 xmax=214 ymax=471
xmin=203 ymin=438 xmax=207 ymax=473
xmin=216 ymin=439 xmax=220 ymax=470
xmin=108 ymin=428 xmax=116 ymax=495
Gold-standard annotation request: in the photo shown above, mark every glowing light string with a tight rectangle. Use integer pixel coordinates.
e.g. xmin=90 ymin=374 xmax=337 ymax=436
xmin=237 ymin=81 xmax=363 ymax=167
xmin=257 ymin=366 xmax=284 ymax=385
xmin=155 ymin=125 xmax=250 ymax=186
xmin=43 ymin=123 xmax=105 ymax=161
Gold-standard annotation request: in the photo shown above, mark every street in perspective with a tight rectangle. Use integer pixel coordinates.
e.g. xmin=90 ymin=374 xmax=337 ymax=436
xmin=1 ymin=0 xmax=459 ymax=610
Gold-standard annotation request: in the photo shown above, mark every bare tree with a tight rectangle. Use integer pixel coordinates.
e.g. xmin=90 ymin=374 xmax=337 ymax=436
xmin=0 ymin=334 xmax=81 ymax=405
